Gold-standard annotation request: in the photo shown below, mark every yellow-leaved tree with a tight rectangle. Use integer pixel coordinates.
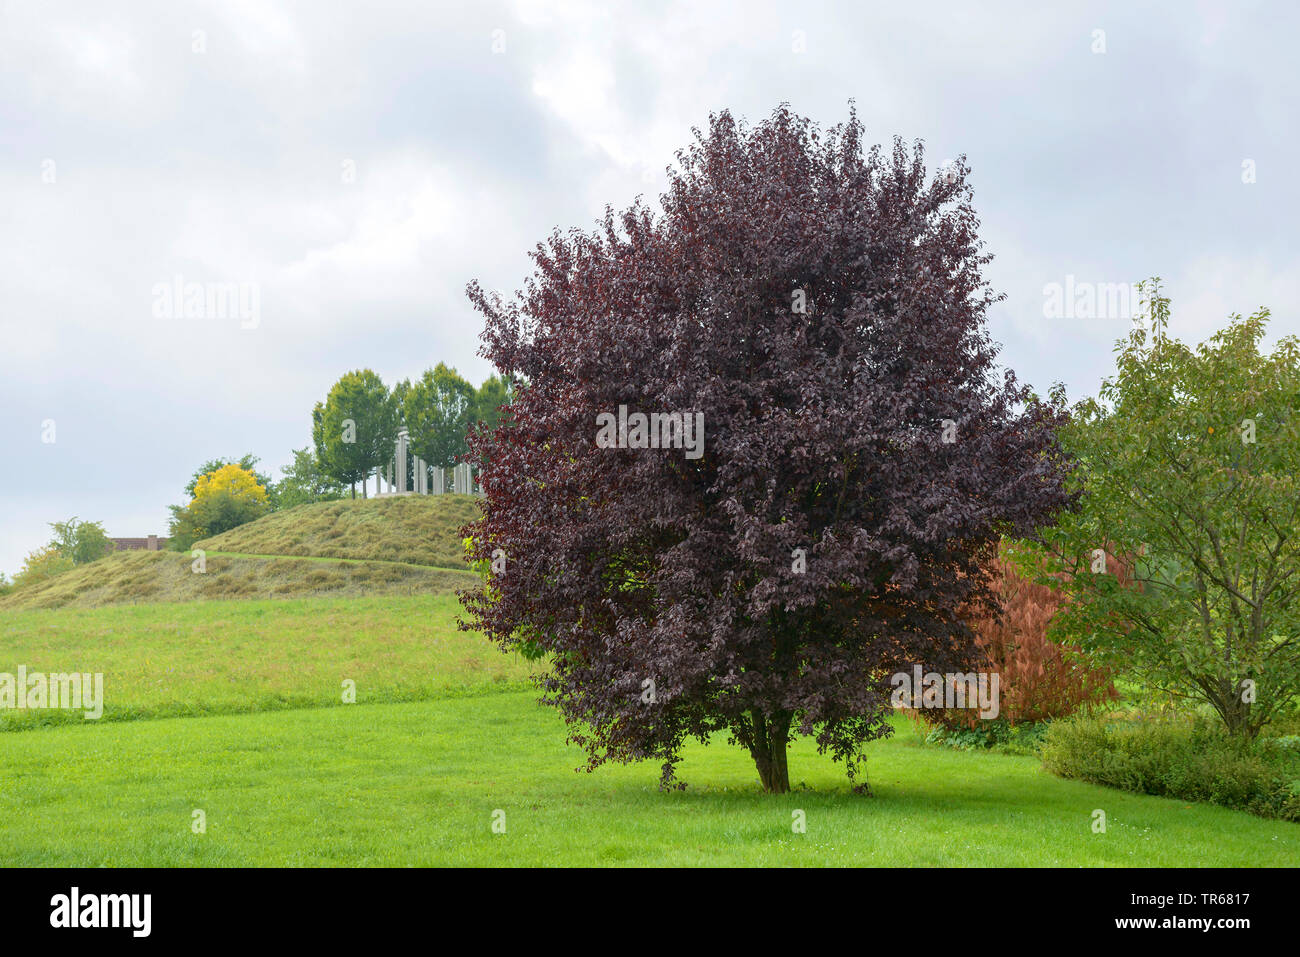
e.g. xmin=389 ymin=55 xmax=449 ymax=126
xmin=192 ymin=463 xmax=269 ymax=506
xmin=169 ymin=463 xmax=270 ymax=547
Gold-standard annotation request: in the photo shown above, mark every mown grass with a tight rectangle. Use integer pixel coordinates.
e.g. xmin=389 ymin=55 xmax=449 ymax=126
xmin=195 ymin=494 xmax=480 ymax=569
xmin=3 ymin=509 xmax=1294 ymax=865
xmin=0 ymin=595 xmax=531 ymax=730
xmin=2 ymin=693 xmax=1296 ymax=867
xmin=0 ymin=549 xmax=475 ymax=611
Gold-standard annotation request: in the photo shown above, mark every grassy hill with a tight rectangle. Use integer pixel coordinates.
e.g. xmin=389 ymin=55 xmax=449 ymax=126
xmin=0 ymin=549 xmax=475 ymax=611
xmin=0 ymin=496 xmax=480 ymax=611
xmin=195 ymin=494 xmax=480 ymax=568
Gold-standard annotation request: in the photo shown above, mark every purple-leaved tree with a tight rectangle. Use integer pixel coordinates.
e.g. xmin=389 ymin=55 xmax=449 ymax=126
xmin=461 ymin=105 xmax=1073 ymax=793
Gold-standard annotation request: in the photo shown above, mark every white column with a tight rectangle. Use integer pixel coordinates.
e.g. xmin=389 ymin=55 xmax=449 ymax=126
xmin=397 ymin=429 xmax=409 ymax=493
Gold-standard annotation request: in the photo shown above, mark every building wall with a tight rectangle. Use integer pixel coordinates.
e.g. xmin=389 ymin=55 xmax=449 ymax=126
xmin=108 ymin=535 xmax=167 ymax=552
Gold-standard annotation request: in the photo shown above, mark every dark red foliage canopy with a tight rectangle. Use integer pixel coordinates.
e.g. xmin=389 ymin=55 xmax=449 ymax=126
xmin=461 ymin=105 xmax=1072 ymax=791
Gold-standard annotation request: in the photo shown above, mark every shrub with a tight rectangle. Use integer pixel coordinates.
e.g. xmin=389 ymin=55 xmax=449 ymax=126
xmin=12 ymin=545 xmax=76 ymax=589
xmin=273 ymin=447 xmax=347 ymax=509
xmin=925 ymin=549 xmax=1116 ymax=730
xmin=48 ymin=517 xmax=112 ymax=565
xmin=924 ymin=718 xmax=1048 ymax=755
xmin=1041 ymin=714 xmax=1300 ymax=822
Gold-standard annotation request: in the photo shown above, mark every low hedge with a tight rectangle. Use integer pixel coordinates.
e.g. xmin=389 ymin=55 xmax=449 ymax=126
xmin=923 ymin=718 xmax=1049 ymax=756
xmin=1041 ymin=715 xmax=1300 ymax=822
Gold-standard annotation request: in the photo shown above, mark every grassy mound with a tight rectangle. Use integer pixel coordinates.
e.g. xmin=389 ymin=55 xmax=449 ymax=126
xmin=194 ymin=494 xmax=479 ymax=568
xmin=0 ymin=549 xmax=473 ymax=611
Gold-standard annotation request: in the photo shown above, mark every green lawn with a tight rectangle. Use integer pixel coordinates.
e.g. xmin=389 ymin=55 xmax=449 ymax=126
xmin=3 ymin=592 xmax=1296 ymax=866
xmin=0 ymin=595 xmax=533 ymax=730
xmin=2 ymin=692 xmax=1296 ymax=866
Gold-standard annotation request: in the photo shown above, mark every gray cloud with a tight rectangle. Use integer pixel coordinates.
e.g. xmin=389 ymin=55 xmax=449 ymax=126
xmin=1 ymin=0 xmax=1295 ymax=574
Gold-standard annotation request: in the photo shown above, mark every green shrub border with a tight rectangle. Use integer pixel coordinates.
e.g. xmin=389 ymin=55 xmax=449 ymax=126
xmin=1041 ymin=715 xmax=1300 ymax=822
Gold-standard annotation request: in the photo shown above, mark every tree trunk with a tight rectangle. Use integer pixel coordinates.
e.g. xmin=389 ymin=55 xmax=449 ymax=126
xmin=1208 ymin=675 xmax=1257 ymax=740
xmin=350 ymin=482 xmax=356 ymax=499
xmin=748 ymin=709 xmax=792 ymax=793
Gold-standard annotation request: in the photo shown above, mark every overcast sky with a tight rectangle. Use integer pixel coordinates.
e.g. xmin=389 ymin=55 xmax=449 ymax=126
xmin=1 ymin=0 xmax=1296 ymax=576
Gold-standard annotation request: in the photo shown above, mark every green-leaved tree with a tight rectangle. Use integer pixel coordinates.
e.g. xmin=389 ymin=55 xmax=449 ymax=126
xmin=312 ymin=370 xmax=400 ymax=498
xmin=470 ymin=373 xmax=512 ymax=442
xmin=274 ymin=447 xmax=347 ymax=509
xmin=1018 ymin=280 xmax=1300 ymax=739
xmin=48 ymin=517 xmax=112 ymax=565
xmin=403 ymin=363 xmax=475 ymax=468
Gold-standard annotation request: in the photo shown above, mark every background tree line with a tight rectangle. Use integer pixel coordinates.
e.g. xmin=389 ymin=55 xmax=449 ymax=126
xmin=310 ymin=364 xmax=510 ymax=499
xmin=163 ymin=365 xmax=510 ymax=549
